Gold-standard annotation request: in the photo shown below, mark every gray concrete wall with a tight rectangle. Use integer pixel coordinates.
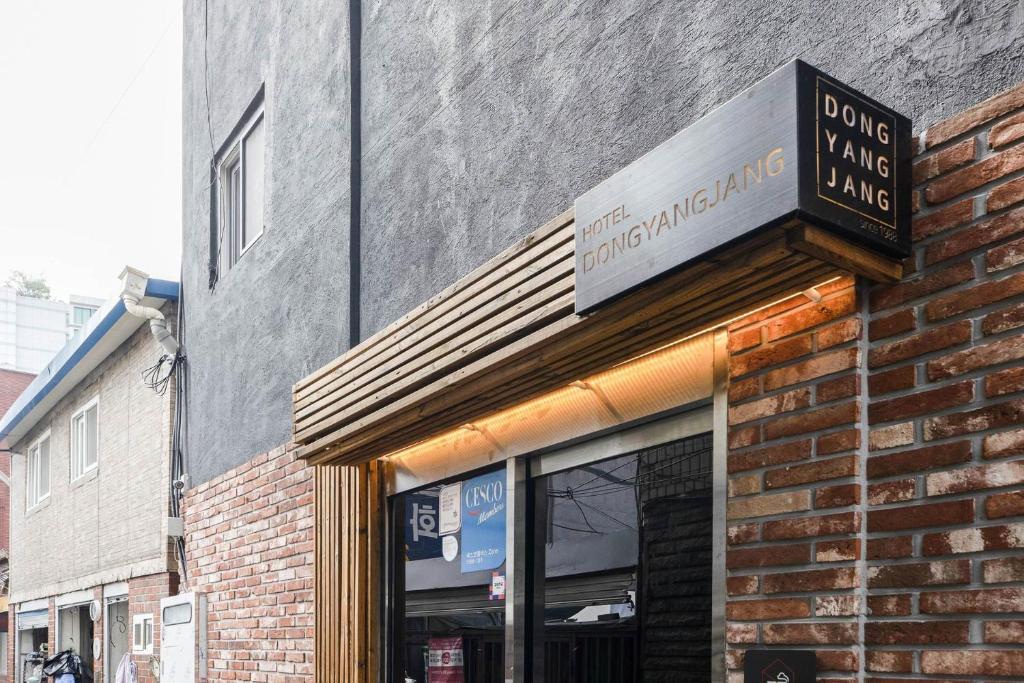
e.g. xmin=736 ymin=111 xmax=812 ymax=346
xmin=359 ymin=0 xmax=1024 ymax=335
xmin=10 ymin=314 xmax=174 ymax=602
xmin=182 ymin=0 xmax=1024 ymax=483
xmin=181 ymin=0 xmax=351 ymax=484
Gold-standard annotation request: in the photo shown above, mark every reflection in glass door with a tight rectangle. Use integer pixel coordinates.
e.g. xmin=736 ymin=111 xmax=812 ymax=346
xmin=392 ymin=465 xmax=508 ymax=683
xmin=531 ymin=433 xmax=713 ymax=683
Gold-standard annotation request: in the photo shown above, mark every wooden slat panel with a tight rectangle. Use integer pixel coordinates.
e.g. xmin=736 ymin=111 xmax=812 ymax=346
xmin=296 ymin=204 xmax=898 ymax=465
xmin=787 ymin=223 xmax=903 ymax=282
xmin=295 ymin=269 xmax=575 ymax=442
xmin=328 ymin=258 xmax=837 ymax=465
xmin=311 ymin=257 xmax=838 ymax=466
xmin=297 ymin=226 xmax=806 ymax=461
xmin=295 ymin=225 xmax=573 ymax=418
xmin=295 ymin=208 xmax=574 ymax=398
xmin=315 ymin=462 xmax=381 ymax=682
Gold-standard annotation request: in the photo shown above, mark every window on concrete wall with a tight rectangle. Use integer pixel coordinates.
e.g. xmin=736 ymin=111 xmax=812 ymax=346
xmin=26 ymin=431 xmax=50 ymax=509
xmin=132 ymin=614 xmax=153 ymax=654
xmin=70 ymin=398 xmax=99 ymax=481
xmin=212 ymin=91 xmax=265 ymax=284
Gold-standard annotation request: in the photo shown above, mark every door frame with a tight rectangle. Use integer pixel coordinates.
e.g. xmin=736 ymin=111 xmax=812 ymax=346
xmin=102 ymin=594 xmax=129 ymax=683
xmin=381 ymin=329 xmax=729 ymax=682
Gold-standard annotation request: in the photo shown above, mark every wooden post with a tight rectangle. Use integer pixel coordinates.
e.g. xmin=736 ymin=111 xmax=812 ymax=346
xmin=316 ymin=462 xmax=381 ymax=682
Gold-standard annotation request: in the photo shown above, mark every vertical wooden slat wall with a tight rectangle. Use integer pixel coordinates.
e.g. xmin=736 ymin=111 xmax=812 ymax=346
xmin=316 ymin=461 xmax=381 ymax=682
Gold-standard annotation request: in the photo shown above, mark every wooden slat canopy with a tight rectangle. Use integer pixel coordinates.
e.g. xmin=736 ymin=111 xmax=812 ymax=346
xmin=293 ymin=208 xmax=898 ymax=466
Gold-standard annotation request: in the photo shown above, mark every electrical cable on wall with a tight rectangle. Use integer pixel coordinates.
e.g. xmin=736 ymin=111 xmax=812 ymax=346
xmin=170 ymin=274 xmax=190 ymax=590
xmin=203 ymin=0 xmax=228 ymax=291
xmin=120 ymin=266 xmax=191 ymax=590
xmin=141 ymin=353 xmax=182 ymax=396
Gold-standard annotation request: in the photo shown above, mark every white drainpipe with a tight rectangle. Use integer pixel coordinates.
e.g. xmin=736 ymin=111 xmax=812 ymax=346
xmin=119 ymin=266 xmax=179 ymax=356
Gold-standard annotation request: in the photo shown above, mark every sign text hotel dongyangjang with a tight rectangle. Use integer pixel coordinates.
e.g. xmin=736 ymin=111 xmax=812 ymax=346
xmin=574 ymin=60 xmax=911 ymax=313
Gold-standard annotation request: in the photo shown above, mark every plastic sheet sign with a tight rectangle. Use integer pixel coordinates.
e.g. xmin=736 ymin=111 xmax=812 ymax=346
xmin=744 ymin=650 xmax=815 ymax=683
xmin=438 ymin=482 xmax=462 ymax=536
xmin=460 ymin=470 xmax=506 ymax=574
xmin=405 ymin=492 xmax=442 ymax=561
xmin=428 ymin=637 xmax=465 ymax=683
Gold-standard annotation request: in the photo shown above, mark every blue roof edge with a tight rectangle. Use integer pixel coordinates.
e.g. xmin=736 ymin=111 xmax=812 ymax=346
xmin=0 ymin=280 xmax=179 ymax=441
xmin=146 ymin=278 xmax=180 ymax=300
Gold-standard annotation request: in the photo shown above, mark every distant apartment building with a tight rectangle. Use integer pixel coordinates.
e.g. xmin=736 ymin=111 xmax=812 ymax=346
xmin=0 ymin=289 xmax=103 ymax=375
xmin=0 ymin=272 xmax=179 ymax=683
xmin=66 ymin=295 xmax=105 ymax=340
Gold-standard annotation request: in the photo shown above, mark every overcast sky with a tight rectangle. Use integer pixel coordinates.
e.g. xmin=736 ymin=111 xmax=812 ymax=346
xmin=0 ymin=2 xmax=182 ymax=304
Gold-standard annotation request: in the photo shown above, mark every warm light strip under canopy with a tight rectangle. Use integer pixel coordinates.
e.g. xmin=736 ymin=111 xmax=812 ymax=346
xmin=385 ymin=331 xmax=713 ymax=490
xmin=383 ymin=276 xmax=841 ymax=491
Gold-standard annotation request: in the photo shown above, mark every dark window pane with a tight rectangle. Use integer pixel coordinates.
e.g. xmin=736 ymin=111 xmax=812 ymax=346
xmin=533 ymin=433 xmax=713 ymax=683
xmin=393 ymin=466 xmax=507 ymax=683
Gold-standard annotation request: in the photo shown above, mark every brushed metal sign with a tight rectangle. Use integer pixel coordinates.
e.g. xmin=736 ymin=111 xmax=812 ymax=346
xmin=574 ymin=60 xmax=911 ymax=314
xmin=744 ymin=649 xmax=816 ymax=683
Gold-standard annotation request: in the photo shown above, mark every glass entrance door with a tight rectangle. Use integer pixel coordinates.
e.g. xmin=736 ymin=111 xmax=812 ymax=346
xmin=391 ymin=465 xmax=508 ymax=683
xmin=386 ymin=407 xmax=718 ymax=683
xmin=530 ymin=432 xmax=713 ymax=683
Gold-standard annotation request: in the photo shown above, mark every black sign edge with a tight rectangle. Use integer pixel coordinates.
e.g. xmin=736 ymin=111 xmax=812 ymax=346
xmin=794 ymin=60 xmax=913 ymax=259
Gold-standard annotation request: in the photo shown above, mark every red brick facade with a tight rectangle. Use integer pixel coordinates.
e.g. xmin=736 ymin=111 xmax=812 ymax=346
xmin=182 ymin=444 xmax=315 ymax=682
xmin=0 ymin=370 xmax=34 ymax=432
xmin=725 ymin=83 xmax=1024 ymax=680
xmin=0 ymin=369 xmax=33 ymax=566
xmin=130 ymin=572 xmax=180 ymax=683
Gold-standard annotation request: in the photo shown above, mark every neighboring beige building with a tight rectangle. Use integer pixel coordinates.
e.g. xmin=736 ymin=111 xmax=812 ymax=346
xmin=0 ymin=274 xmax=180 ymax=683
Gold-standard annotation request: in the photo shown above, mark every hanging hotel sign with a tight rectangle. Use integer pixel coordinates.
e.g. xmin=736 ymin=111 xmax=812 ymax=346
xmin=574 ymin=60 xmax=911 ymax=313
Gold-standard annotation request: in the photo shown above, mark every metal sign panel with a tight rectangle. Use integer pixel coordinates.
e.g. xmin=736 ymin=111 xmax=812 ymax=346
xmin=744 ymin=649 xmax=816 ymax=683
xmin=574 ymin=60 xmax=911 ymax=313
xmin=797 ymin=65 xmax=912 ymax=255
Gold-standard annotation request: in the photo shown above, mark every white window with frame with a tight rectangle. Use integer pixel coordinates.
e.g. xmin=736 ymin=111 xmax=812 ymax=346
xmin=26 ymin=431 xmax=51 ymax=509
xmin=132 ymin=613 xmax=154 ymax=654
xmin=216 ymin=102 xmax=265 ymax=273
xmin=71 ymin=305 xmax=96 ymax=327
xmin=70 ymin=397 xmax=99 ymax=481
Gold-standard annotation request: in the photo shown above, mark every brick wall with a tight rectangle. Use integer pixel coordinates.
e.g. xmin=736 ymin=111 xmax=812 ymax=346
xmin=182 ymin=444 xmax=315 ymax=682
xmin=725 ymin=276 xmax=864 ymax=681
xmin=0 ymin=369 xmax=34 ymax=429
xmin=0 ymin=369 xmax=27 ymax=683
xmin=129 ymin=572 xmax=179 ymax=683
xmin=0 ymin=368 xmax=32 ymax=590
xmin=724 ymin=82 xmax=1024 ymax=681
